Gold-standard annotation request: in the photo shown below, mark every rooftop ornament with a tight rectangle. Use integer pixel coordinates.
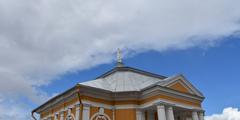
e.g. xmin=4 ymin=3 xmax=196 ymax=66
xmin=116 ymin=48 xmax=124 ymax=67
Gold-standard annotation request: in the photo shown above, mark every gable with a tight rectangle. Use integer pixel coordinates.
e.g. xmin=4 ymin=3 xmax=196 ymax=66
xmin=168 ymin=81 xmax=192 ymax=94
xmin=161 ymin=74 xmax=204 ymax=97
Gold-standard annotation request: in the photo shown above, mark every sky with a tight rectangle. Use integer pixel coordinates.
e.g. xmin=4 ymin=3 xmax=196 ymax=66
xmin=41 ymin=38 xmax=240 ymax=115
xmin=0 ymin=0 xmax=240 ymax=119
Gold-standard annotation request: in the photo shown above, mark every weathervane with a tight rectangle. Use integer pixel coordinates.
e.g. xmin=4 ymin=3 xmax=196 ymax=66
xmin=116 ymin=48 xmax=124 ymax=67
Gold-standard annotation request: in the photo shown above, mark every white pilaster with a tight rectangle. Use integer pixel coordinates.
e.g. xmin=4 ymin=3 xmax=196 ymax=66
xmin=54 ymin=113 xmax=58 ymax=120
xmin=68 ymin=108 xmax=72 ymax=116
xmin=112 ymin=108 xmax=115 ymax=120
xmin=166 ymin=106 xmax=175 ymax=120
xmin=136 ymin=109 xmax=145 ymax=120
xmin=142 ymin=111 xmax=146 ymax=120
xmin=75 ymin=104 xmax=81 ymax=120
xmin=60 ymin=111 xmax=64 ymax=120
xmin=198 ymin=112 xmax=204 ymax=120
xmin=147 ymin=110 xmax=154 ymax=120
xmin=157 ymin=105 xmax=167 ymax=120
xmin=192 ymin=111 xmax=199 ymax=120
xmin=47 ymin=116 xmax=52 ymax=120
xmin=82 ymin=104 xmax=90 ymax=120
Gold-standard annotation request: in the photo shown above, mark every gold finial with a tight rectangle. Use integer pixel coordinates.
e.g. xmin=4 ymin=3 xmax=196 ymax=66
xmin=116 ymin=48 xmax=124 ymax=67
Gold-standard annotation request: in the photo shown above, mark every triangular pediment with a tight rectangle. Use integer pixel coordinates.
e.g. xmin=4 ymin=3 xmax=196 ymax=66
xmin=168 ymin=81 xmax=193 ymax=94
xmin=161 ymin=74 xmax=204 ymax=97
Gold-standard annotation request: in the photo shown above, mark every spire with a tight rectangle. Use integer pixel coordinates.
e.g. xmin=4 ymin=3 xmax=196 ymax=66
xmin=116 ymin=48 xmax=124 ymax=67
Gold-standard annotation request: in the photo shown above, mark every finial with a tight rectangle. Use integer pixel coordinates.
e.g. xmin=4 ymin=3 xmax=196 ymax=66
xmin=116 ymin=48 xmax=124 ymax=67
xmin=117 ymin=48 xmax=122 ymax=63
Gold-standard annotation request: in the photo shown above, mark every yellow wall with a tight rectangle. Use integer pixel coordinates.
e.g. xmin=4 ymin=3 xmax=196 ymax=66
xmin=40 ymin=90 xmax=202 ymax=119
xmin=169 ymin=82 xmax=190 ymax=94
xmin=40 ymin=102 xmax=79 ymax=120
xmin=105 ymin=108 xmax=113 ymax=120
xmin=90 ymin=106 xmax=99 ymax=118
xmin=115 ymin=109 xmax=136 ymax=120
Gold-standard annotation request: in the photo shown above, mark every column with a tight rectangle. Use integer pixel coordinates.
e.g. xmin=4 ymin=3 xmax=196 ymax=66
xmin=166 ymin=106 xmax=175 ymax=120
xmin=136 ymin=109 xmax=145 ymax=120
xmin=82 ymin=104 xmax=90 ymax=120
xmin=157 ymin=105 xmax=167 ymax=120
xmin=198 ymin=112 xmax=204 ymax=120
xmin=60 ymin=111 xmax=64 ymax=120
xmin=192 ymin=111 xmax=199 ymax=120
xmin=147 ymin=110 xmax=154 ymax=120
xmin=75 ymin=104 xmax=81 ymax=120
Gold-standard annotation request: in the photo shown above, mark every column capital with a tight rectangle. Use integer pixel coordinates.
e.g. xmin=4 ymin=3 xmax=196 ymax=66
xmin=155 ymin=101 xmax=175 ymax=107
xmin=157 ymin=104 xmax=165 ymax=109
xmin=75 ymin=103 xmax=81 ymax=107
xmin=166 ymin=106 xmax=173 ymax=110
xmin=199 ymin=112 xmax=204 ymax=115
xmin=82 ymin=103 xmax=91 ymax=107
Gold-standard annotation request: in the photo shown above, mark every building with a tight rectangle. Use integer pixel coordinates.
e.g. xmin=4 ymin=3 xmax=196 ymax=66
xmin=32 ymin=51 xmax=205 ymax=120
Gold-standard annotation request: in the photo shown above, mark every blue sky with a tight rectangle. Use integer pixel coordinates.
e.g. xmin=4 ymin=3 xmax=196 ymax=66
xmin=40 ymin=36 xmax=240 ymax=116
xmin=1 ymin=0 xmax=240 ymax=119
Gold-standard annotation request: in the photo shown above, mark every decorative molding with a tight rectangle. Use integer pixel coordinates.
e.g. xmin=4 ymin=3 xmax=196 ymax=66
xmin=36 ymin=81 xmax=203 ymax=114
xmin=90 ymin=108 xmax=111 ymax=120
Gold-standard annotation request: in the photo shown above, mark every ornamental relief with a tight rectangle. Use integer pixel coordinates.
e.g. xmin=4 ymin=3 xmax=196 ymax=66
xmin=66 ymin=114 xmax=75 ymax=120
xmin=90 ymin=108 xmax=111 ymax=120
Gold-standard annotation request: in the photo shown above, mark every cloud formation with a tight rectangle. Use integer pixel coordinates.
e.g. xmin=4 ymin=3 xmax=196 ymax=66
xmin=0 ymin=97 xmax=30 ymax=120
xmin=205 ymin=107 xmax=240 ymax=120
xmin=0 ymin=0 xmax=240 ymax=119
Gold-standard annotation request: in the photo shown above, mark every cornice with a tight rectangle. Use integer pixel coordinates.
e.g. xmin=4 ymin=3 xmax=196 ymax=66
xmin=34 ymin=82 xmax=204 ymax=114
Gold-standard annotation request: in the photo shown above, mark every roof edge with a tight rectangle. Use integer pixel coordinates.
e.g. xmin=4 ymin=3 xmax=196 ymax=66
xmin=32 ymin=85 xmax=79 ymax=113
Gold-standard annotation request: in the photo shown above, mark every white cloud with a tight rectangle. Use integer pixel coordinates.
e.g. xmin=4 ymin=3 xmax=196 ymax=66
xmin=0 ymin=98 xmax=31 ymax=120
xmin=0 ymin=0 xmax=240 ymax=119
xmin=205 ymin=107 xmax=240 ymax=120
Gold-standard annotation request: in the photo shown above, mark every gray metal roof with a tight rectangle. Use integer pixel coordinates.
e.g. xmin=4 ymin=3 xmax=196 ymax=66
xmin=79 ymin=66 xmax=203 ymax=97
xmin=79 ymin=67 xmax=166 ymax=92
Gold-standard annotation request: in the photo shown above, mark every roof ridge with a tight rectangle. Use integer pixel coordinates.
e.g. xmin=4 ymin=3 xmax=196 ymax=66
xmin=96 ymin=66 xmax=167 ymax=79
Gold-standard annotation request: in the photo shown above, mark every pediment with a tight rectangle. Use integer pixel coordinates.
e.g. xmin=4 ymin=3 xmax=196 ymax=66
xmin=168 ymin=80 xmax=193 ymax=94
xmin=162 ymin=75 xmax=204 ymax=97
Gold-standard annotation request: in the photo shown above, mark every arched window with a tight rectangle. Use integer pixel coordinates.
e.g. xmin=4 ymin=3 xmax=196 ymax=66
xmin=90 ymin=108 xmax=111 ymax=120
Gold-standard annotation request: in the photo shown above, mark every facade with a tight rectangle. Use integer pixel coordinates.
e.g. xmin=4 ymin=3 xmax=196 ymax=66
xmin=32 ymin=60 xmax=205 ymax=120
